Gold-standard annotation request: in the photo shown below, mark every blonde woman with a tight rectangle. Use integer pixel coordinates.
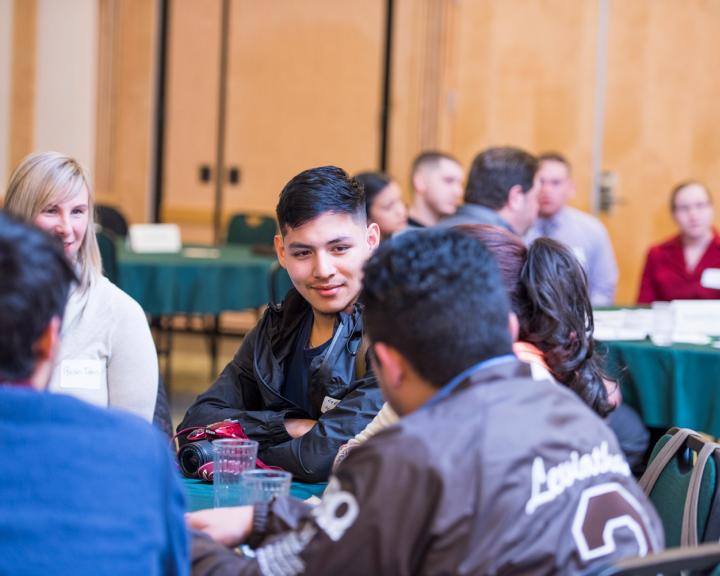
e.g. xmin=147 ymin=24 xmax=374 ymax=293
xmin=4 ymin=151 xmax=157 ymax=421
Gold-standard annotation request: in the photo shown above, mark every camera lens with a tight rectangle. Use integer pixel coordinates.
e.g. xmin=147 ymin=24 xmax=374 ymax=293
xmin=178 ymin=439 xmax=215 ymax=477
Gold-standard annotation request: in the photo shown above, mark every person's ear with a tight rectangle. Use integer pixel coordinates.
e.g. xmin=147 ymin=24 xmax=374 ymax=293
xmin=366 ymin=222 xmax=381 ymax=251
xmin=507 ymin=184 xmax=524 ymax=212
xmin=34 ymin=316 xmax=61 ymax=364
xmin=373 ymin=342 xmax=404 ymax=390
xmin=508 ymin=312 xmax=519 ymax=343
xmin=274 ymin=234 xmax=286 ymax=268
xmin=412 ymin=172 xmax=425 ymax=195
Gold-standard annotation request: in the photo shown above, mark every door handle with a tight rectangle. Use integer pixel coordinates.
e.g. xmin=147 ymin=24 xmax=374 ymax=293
xmin=227 ymin=166 xmax=241 ymax=185
xmin=198 ymin=164 xmax=212 ymax=183
xmin=598 ymin=170 xmax=624 ymax=213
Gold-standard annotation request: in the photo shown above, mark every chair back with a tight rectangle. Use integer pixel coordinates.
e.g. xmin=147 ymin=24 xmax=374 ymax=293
xmin=593 ymin=541 xmax=720 ymax=576
xmin=226 ymin=213 xmax=277 ymax=247
xmin=268 ymin=261 xmax=293 ymax=306
xmin=639 ymin=427 xmax=720 ymax=547
xmin=96 ymin=204 xmax=129 ymax=237
xmin=96 ymin=229 xmax=118 ymax=284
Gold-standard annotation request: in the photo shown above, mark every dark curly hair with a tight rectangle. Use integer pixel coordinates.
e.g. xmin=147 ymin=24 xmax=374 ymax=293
xmin=457 ymin=224 xmax=612 ymax=417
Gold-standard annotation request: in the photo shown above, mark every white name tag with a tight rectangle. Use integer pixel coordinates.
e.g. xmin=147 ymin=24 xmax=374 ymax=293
xmin=701 ymin=268 xmax=720 ymax=289
xmin=60 ymin=359 xmax=105 ymax=390
xmin=321 ymin=396 xmax=341 ymax=414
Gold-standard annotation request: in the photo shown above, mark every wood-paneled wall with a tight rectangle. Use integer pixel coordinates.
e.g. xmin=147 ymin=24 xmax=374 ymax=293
xmin=95 ymin=0 xmax=158 ymax=224
xmin=601 ymin=0 xmax=720 ymax=302
xmin=8 ymin=0 xmax=37 ymax=172
xmin=9 ymin=0 xmax=720 ymax=302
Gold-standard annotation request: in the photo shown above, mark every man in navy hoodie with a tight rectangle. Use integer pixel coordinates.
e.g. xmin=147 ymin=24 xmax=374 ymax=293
xmin=0 ymin=213 xmax=188 ymax=576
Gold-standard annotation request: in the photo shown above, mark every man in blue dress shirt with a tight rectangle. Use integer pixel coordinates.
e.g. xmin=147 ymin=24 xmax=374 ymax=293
xmin=525 ymin=152 xmax=618 ymax=306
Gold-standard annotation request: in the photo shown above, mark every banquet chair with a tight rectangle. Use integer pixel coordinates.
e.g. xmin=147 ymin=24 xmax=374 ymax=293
xmin=639 ymin=427 xmax=720 ymax=547
xmin=593 ymin=541 xmax=720 ymax=575
xmin=96 ymin=204 xmax=129 ymax=237
xmin=226 ymin=213 xmax=277 ymax=247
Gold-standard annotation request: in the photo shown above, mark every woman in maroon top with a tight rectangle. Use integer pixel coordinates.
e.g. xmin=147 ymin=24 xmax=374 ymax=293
xmin=637 ymin=181 xmax=720 ymax=303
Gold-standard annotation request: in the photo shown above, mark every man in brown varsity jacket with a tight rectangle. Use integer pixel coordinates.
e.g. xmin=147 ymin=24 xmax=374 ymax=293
xmin=188 ymin=228 xmax=663 ymax=575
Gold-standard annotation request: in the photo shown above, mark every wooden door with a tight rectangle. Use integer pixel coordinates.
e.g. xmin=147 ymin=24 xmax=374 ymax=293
xmin=223 ymin=0 xmax=385 ymax=218
xmin=162 ymin=0 xmax=223 ymax=243
xmin=600 ymin=0 xmax=720 ymax=303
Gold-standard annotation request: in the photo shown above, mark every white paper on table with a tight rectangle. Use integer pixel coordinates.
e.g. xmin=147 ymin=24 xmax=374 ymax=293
xmin=128 ymin=224 xmax=182 ymax=253
xmin=182 ymin=247 xmax=220 ymax=259
xmin=593 ymin=309 xmax=651 ymax=341
xmin=672 ymin=300 xmax=720 ymax=337
xmin=671 ymin=332 xmax=712 ymax=345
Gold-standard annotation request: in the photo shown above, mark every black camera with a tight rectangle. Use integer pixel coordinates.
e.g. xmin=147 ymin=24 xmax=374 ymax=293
xmin=176 ymin=420 xmax=247 ymax=479
xmin=178 ymin=439 xmax=215 ymax=478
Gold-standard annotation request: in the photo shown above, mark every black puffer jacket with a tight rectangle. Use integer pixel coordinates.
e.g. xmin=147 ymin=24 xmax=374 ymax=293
xmin=178 ymin=289 xmax=382 ymax=483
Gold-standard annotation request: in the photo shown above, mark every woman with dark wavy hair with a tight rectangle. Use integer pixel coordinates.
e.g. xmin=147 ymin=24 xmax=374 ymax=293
xmin=465 ymin=225 xmax=613 ymax=416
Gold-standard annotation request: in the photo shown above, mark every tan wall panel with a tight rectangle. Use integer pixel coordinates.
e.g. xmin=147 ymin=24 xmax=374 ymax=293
xmin=602 ymin=0 xmax=720 ymax=303
xmin=223 ymin=0 xmax=384 ymax=215
xmin=161 ymin=0 xmax=221 ymax=229
xmin=388 ymin=0 xmax=456 ymax=195
xmin=9 ymin=0 xmax=36 ymax=172
xmin=449 ymin=0 xmax=598 ymax=207
xmin=95 ymin=0 xmax=158 ymax=225
xmin=0 ymin=0 xmax=14 ymax=187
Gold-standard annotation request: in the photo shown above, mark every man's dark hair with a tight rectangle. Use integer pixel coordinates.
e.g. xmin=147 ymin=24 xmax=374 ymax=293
xmin=0 ymin=213 xmax=77 ymax=381
xmin=362 ymin=228 xmax=512 ymax=387
xmin=464 ymin=146 xmax=538 ymax=209
xmin=410 ymin=150 xmax=460 ymax=178
xmin=354 ymin=171 xmax=392 ymax=218
xmin=276 ymin=166 xmax=366 ymax=234
xmin=538 ymin=151 xmax=572 ymax=173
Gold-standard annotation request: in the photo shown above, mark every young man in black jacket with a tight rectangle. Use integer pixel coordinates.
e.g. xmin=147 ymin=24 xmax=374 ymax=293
xmin=187 ymin=228 xmax=663 ymax=575
xmin=178 ymin=166 xmax=382 ymax=483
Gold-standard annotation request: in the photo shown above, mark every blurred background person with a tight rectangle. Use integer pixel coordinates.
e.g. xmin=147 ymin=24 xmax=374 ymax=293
xmin=355 ymin=171 xmax=407 ymax=240
xmin=407 ymin=151 xmax=464 ymax=227
xmin=525 ymin=152 xmax=618 ymax=306
xmin=441 ymin=146 xmax=539 ymax=236
xmin=638 ymin=181 xmax=720 ymax=303
xmin=3 ymin=151 xmax=158 ymax=421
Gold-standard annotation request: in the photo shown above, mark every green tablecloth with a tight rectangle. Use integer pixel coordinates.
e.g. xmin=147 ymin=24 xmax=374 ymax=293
xmin=116 ymin=243 xmax=292 ymax=315
xmin=182 ymin=478 xmax=326 ymax=512
xmin=601 ymin=339 xmax=720 ymax=436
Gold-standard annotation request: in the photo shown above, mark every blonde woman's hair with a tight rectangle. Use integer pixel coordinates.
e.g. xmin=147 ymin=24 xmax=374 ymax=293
xmin=4 ymin=151 xmax=102 ymax=290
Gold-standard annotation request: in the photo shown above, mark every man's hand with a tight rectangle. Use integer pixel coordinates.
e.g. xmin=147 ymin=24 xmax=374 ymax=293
xmin=285 ymin=418 xmax=317 ymax=438
xmin=186 ymin=506 xmax=254 ymax=548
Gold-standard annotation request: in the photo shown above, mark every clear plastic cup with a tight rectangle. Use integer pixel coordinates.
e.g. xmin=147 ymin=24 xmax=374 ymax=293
xmin=241 ymin=469 xmax=292 ymax=504
xmin=213 ymin=439 xmax=258 ymax=508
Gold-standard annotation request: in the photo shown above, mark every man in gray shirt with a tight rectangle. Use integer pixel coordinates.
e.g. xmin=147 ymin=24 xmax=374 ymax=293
xmin=440 ymin=146 xmax=540 ymax=236
xmin=525 ymin=152 xmax=618 ymax=306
